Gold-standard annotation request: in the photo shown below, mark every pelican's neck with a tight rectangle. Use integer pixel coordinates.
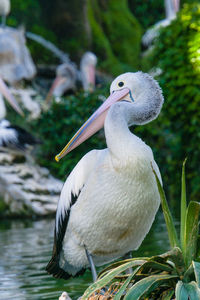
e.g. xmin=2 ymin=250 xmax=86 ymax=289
xmin=104 ymin=104 xmax=147 ymax=162
xmin=0 ymin=94 xmax=6 ymax=120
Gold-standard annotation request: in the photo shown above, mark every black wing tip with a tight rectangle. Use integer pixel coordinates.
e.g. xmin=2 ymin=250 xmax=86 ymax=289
xmin=46 ymin=257 xmax=71 ymax=280
xmin=46 ymin=257 xmax=86 ymax=280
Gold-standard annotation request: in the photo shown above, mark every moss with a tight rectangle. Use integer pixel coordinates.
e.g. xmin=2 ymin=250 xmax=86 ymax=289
xmin=88 ymin=0 xmax=142 ymax=75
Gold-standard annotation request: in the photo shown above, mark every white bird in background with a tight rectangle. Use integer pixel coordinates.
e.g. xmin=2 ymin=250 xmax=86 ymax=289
xmin=79 ymin=51 xmax=97 ymax=92
xmin=0 ymin=78 xmax=40 ymax=155
xmin=0 ymin=0 xmax=10 ymax=27
xmin=46 ymin=52 xmax=97 ymax=103
xmin=46 ymin=72 xmax=164 ymax=281
xmin=142 ymin=0 xmax=180 ymax=47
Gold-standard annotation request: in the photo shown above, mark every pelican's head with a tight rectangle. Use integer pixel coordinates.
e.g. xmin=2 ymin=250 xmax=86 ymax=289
xmin=55 ymin=72 xmax=164 ymax=161
xmin=80 ymin=52 xmax=97 ymax=92
xmin=110 ymin=72 xmax=164 ymax=126
xmin=45 ymin=63 xmax=77 ymax=101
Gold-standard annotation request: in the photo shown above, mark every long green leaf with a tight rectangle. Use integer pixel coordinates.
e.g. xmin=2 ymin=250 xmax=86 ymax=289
xmin=153 ymin=169 xmax=179 ymax=248
xmin=176 ymin=281 xmax=200 ymax=300
xmin=193 ymin=261 xmax=200 ymax=288
xmin=81 ymin=260 xmax=144 ymax=300
xmin=124 ymin=274 xmax=178 ymax=300
xmin=98 ymin=258 xmax=147 ymax=279
xmin=180 ymin=159 xmax=187 ymax=251
xmin=113 ymin=266 xmax=140 ymax=300
xmin=184 ymin=201 xmax=200 ymax=268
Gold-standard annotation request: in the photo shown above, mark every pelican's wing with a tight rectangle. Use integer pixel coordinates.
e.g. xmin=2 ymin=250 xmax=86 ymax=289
xmin=46 ymin=149 xmax=101 ymax=279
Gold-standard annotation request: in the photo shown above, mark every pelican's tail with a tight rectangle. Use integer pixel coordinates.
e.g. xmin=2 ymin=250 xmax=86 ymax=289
xmin=46 ymin=254 xmax=86 ymax=280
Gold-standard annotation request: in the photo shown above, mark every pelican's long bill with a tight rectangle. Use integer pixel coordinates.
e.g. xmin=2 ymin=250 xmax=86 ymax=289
xmin=45 ymin=76 xmax=66 ymax=103
xmin=55 ymin=87 xmax=130 ymax=161
xmin=0 ymin=78 xmax=24 ymax=116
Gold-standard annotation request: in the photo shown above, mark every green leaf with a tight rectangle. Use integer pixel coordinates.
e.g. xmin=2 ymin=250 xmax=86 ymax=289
xmin=193 ymin=261 xmax=200 ymax=288
xmin=81 ymin=260 xmax=144 ymax=300
xmin=176 ymin=281 xmax=200 ymax=300
xmin=98 ymin=258 xmax=146 ymax=279
xmin=175 ymin=281 xmax=189 ymax=300
xmin=180 ymin=158 xmax=187 ymax=251
xmin=161 ymin=289 xmax=174 ymax=300
xmin=113 ymin=266 xmax=140 ymax=300
xmin=124 ymin=274 xmax=178 ymax=300
xmin=160 ymin=247 xmax=185 ymax=275
xmin=152 ymin=168 xmax=179 ymax=249
xmin=184 ymin=201 xmax=200 ymax=268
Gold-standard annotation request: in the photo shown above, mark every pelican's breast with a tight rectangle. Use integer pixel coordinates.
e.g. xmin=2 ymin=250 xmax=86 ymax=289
xmin=65 ymin=148 xmax=160 ymax=263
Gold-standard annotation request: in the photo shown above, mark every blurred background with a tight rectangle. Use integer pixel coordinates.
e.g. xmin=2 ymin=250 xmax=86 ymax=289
xmin=0 ymin=0 xmax=199 ymax=299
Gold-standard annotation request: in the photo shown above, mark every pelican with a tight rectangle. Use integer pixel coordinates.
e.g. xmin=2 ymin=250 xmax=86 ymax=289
xmin=46 ymin=52 xmax=97 ymax=103
xmin=0 ymin=0 xmax=10 ymax=27
xmin=0 ymin=78 xmax=40 ymax=154
xmin=46 ymin=72 xmax=164 ymax=281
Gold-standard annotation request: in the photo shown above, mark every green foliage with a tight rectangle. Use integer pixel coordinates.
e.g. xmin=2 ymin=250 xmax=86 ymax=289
xmin=128 ymin=0 xmax=164 ymax=30
xmin=140 ymin=3 xmax=200 ymax=201
xmin=82 ymin=163 xmax=200 ymax=299
xmin=88 ymin=0 xmax=142 ymax=75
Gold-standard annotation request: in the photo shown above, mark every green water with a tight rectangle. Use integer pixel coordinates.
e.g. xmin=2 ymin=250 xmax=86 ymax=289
xmin=0 ymin=212 xmax=170 ymax=300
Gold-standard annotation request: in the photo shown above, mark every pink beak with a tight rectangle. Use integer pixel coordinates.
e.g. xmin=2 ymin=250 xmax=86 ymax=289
xmin=87 ymin=65 xmax=95 ymax=91
xmin=0 ymin=78 xmax=24 ymax=116
xmin=55 ymin=87 xmax=130 ymax=161
xmin=45 ymin=76 xmax=66 ymax=102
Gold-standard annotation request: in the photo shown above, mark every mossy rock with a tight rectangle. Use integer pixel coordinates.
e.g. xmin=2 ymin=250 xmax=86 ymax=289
xmin=88 ymin=0 xmax=142 ymax=75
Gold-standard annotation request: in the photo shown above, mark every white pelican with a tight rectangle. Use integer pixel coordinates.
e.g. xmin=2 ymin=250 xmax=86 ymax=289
xmin=46 ymin=72 xmax=164 ymax=281
xmin=0 ymin=0 xmax=10 ymax=27
xmin=0 ymin=78 xmax=40 ymax=153
xmin=46 ymin=52 xmax=97 ymax=102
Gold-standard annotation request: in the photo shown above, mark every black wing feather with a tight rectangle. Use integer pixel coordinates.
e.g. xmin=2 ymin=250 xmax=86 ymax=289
xmin=46 ymin=190 xmax=85 ymax=279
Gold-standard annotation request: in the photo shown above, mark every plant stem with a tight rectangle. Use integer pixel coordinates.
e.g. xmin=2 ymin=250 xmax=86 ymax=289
xmin=180 ymin=158 xmax=187 ymax=251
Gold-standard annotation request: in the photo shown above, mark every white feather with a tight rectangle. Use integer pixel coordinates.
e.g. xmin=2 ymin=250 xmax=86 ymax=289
xmin=0 ymin=120 xmax=17 ymax=146
xmin=56 ymin=149 xmax=102 ymax=233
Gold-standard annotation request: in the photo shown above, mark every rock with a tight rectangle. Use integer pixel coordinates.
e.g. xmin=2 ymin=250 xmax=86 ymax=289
xmin=0 ymin=151 xmax=63 ymax=216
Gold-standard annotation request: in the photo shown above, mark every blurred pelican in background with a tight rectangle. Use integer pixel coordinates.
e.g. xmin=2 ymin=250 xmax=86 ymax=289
xmin=46 ymin=52 xmax=97 ymax=104
xmin=142 ymin=0 xmax=180 ymax=47
xmin=0 ymin=78 xmax=40 ymax=156
xmin=0 ymin=0 xmax=10 ymax=27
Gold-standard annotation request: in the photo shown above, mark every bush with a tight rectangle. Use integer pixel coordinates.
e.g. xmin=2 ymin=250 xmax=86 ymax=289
xmin=139 ymin=3 xmax=200 ymax=203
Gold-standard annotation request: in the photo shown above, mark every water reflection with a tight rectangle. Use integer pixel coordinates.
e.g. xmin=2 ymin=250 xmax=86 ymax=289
xmin=0 ymin=211 xmax=169 ymax=300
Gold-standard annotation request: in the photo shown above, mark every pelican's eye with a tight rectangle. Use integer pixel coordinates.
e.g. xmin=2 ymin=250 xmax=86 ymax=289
xmin=118 ymin=81 xmax=124 ymax=87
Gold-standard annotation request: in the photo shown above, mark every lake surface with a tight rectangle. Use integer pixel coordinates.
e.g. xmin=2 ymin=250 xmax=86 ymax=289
xmin=0 ymin=212 xmax=170 ymax=300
